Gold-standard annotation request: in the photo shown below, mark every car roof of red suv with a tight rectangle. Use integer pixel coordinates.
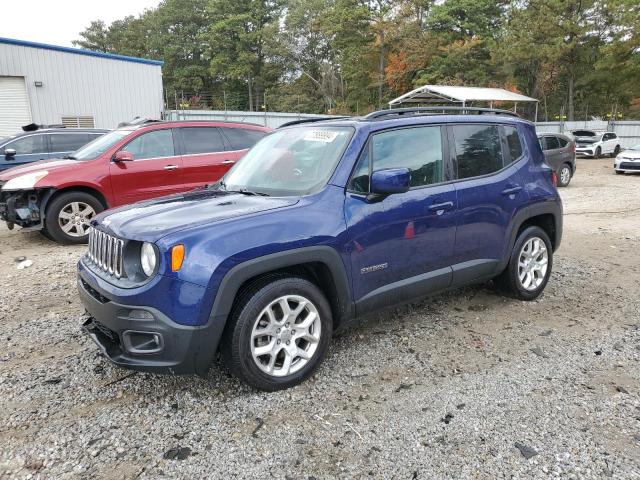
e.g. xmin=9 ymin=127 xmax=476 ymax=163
xmin=118 ymin=120 xmax=269 ymax=133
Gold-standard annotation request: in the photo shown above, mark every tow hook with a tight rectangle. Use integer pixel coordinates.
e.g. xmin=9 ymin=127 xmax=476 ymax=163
xmin=7 ymin=222 xmax=14 ymax=230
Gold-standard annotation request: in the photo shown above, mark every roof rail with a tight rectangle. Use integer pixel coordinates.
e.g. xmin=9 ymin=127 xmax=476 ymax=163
xmin=277 ymin=116 xmax=350 ymax=128
xmin=22 ymin=123 xmax=66 ymax=132
xmin=364 ymin=106 xmax=519 ymax=120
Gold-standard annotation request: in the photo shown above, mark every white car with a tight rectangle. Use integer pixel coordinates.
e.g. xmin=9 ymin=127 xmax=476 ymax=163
xmin=614 ymin=144 xmax=640 ymax=174
xmin=572 ymin=130 xmax=621 ymax=158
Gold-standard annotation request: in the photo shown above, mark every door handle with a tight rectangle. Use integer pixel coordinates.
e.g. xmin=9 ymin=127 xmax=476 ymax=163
xmin=428 ymin=201 xmax=454 ymax=215
xmin=501 ymin=185 xmax=522 ymax=196
xmin=164 ymin=165 xmax=179 ymax=171
xmin=222 ymin=159 xmax=235 ymax=164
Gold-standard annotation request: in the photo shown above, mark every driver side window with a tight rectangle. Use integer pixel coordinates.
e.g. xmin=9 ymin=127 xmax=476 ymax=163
xmin=123 ymin=129 xmax=175 ymax=160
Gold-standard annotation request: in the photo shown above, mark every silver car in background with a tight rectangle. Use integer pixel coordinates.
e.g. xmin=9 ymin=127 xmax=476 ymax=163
xmin=614 ymin=145 xmax=640 ymax=175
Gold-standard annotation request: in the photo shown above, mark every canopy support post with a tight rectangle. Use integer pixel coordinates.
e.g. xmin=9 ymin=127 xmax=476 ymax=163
xmin=535 ymin=102 xmax=539 ymax=123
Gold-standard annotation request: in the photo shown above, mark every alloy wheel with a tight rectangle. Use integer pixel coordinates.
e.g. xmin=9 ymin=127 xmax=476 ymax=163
xmin=58 ymin=201 xmax=96 ymax=237
xmin=250 ymin=295 xmax=321 ymax=377
xmin=517 ymin=237 xmax=549 ymax=291
xmin=560 ymin=166 xmax=571 ymax=185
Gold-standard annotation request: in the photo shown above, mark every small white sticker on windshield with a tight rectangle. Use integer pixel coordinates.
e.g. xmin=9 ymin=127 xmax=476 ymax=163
xmin=304 ymin=130 xmax=339 ymax=143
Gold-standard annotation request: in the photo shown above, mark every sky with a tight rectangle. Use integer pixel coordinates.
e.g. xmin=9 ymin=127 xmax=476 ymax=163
xmin=0 ymin=0 xmax=161 ymax=48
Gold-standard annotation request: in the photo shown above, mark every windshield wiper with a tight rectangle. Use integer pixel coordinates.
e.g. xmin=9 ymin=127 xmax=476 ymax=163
xmin=63 ymin=155 xmax=77 ymax=160
xmin=235 ymin=188 xmax=270 ymax=197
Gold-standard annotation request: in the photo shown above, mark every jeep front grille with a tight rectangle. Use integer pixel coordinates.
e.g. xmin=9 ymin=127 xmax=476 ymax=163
xmin=87 ymin=227 xmax=125 ymax=279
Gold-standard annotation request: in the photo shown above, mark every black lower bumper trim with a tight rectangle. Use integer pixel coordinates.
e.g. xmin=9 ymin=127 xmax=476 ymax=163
xmin=78 ymin=273 xmax=225 ymax=376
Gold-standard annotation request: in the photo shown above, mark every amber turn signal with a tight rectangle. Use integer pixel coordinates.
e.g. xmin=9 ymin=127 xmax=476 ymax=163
xmin=171 ymin=244 xmax=185 ymax=272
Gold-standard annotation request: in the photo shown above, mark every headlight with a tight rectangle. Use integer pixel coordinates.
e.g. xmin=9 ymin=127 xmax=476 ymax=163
xmin=140 ymin=242 xmax=157 ymax=277
xmin=2 ymin=171 xmax=49 ymax=190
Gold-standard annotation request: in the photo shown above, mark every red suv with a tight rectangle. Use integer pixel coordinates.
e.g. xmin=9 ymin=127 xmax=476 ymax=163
xmin=0 ymin=120 xmax=270 ymax=244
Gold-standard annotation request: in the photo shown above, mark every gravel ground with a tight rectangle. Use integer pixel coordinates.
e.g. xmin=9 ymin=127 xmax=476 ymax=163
xmin=1 ymin=158 xmax=639 ymax=479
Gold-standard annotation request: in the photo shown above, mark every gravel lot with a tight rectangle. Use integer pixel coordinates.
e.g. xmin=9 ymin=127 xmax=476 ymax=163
xmin=1 ymin=158 xmax=639 ymax=479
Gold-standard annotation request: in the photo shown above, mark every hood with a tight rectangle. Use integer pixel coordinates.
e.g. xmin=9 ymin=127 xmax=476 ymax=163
xmin=575 ymin=137 xmax=597 ymax=144
xmin=95 ymin=189 xmax=300 ymax=241
xmin=0 ymin=158 xmax=82 ymax=181
xmin=619 ymin=149 xmax=640 ymax=159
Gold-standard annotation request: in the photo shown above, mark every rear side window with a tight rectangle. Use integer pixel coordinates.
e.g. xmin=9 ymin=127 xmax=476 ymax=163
xmin=5 ymin=134 xmax=47 ymax=155
xmin=180 ymin=127 xmax=225 ymax=155
xmin=503 ymin=126 xmax=523 ymax=163
xmin=50 ymin=134 xmax=91 ymax=152
xmin=221 ymin=127 xmax=266 ymax=150
xmin=545 ymin=136 xmax=560 ymax=150
xmin=557 ymin=137 xmax=568 ymax=147
xmin=453 ymin=125 xmax=503 ymax=179
xmin=124 ymin=129 xmax=175 ymax=160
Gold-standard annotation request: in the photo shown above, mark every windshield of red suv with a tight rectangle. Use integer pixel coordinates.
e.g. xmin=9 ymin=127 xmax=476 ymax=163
xmin=221 ymin=125 xmax=353 ymax=196
xmin=70 ymin=130 xmax=129 ymax=160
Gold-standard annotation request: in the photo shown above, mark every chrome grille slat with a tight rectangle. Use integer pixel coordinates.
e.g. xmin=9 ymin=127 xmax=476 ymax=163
xmin=85 ymin=227 xmax=126 ymax=279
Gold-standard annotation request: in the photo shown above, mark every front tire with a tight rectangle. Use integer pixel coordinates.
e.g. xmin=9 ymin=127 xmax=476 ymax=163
xmin=44 ymin=191 xmax=103 ymax=244
xmin=495 ymin=226 xmax=553 ymax=301
xmin=221 ymin=276 xmax=333 ymax=391
xmin=557 ymin=164 xmax=572 ymax=187
xmin=615 ymin=170 xmax=625 ymax=175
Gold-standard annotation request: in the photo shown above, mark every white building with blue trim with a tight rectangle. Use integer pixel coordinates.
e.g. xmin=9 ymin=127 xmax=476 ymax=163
xmin=0 ymin=37 xmax=164 ymax=136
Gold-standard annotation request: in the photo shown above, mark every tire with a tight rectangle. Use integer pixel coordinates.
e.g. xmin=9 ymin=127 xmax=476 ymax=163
xmin=495 ymin=226 xmax=553 ymax=301
xmin=594 ymin=147 xmax=601 ymax=159
xmin=220 ymin=275 xmax=333 ymax=391
xmin=44 ymin=191 xmax=103 ymax=244
xmin=557 ymin=164 xmax=572 ymax=187
xmin=613 ymin=145 xmax=621 ymax=157
xmin=615 ymin=170 xmax=625 ymax=175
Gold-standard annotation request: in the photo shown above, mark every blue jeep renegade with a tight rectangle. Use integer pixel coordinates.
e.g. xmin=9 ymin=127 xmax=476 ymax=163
xmin=78 ymin=107 xmax=562 ymax=391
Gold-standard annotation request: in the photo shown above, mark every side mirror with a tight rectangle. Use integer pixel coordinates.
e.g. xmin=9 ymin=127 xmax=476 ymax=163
xmin=370 ymin=168 xmax=410 ymax=197
xmin=114 ymin=150 xmax=134 ymax=162
xmin=5 ymin=148 xmax=16 ymax=160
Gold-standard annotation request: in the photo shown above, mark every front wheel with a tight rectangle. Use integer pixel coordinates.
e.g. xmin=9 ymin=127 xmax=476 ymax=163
xmin=220 ymin=276 xmax=333 ymax=391
xmin=615 ymin=170 xmax=625 ymax=175
xmin=495 ymin=226 xmax=553 ymax=301
xmin=557 ymin=164 xmax=572 ymax=187
xmin=44 ymin=191 xmax=103 ymax=244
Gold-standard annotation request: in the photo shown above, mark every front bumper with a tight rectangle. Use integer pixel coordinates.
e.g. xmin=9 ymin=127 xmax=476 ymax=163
xmin=0 ymin=188 xmax=49 ymax=229
xmin=614 ymin=159 xmax=640 ymax=172
xmin=575 ymin=148 xmax=594 ymax=157
xmin=78 ymin=268 xmax=224 ymax=376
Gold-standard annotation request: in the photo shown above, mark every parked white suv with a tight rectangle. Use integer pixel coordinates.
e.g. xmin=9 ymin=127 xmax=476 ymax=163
xmin=614 ymin=144 xmax=640 ymax=174
xmin=572 ymin=130 xmax=621 ymax=158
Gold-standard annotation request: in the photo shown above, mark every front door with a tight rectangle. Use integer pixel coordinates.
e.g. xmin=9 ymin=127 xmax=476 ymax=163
xmin=0 ymin=133 xmax=50 ymax=169
xmin=451 ymin=123 xmax=529 ymax=283
xmin=344 ymin=125 xmax=457 ymax=314
xmin=109 ymin=128 xmax=184 ymax=206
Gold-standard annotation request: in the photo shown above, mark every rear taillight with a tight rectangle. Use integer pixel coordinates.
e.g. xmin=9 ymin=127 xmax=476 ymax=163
xmin=572 ymin=143 xmax=576 ymax=153
xmin=551 ymin=171 xmax=558 ymax=187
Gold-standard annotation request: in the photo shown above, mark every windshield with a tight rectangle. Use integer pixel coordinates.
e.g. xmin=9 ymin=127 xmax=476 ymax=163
xmin=71 ymin=130 xmax=129 ymax=160
xmin=221 ymin=126 xmax=353 ymax=196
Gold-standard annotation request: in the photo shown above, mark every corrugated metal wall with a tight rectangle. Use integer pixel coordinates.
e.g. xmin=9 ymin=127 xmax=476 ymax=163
xmin=535 ymin=121 xmax=640 ymax=147
xmin=0 ymin=42 xmax=163 ymax=133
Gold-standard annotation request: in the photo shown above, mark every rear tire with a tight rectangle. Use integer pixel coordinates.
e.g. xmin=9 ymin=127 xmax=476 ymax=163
xmin=44 ymin=191 xmax=103 ymax=245
xmin=220 ymin=275 xmax=333 ymax=391
xmin=594 ymin=147 xmax=601 ymax=159
xmin=557 ymin=164 xmax=572 ymax=187
xmin=495 ymin=226 xmax=553 ymax=301
xmin=613 ymin=145 xmax=621 ymax=157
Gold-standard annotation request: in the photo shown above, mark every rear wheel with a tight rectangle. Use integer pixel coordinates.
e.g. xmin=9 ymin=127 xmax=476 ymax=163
xmin=557 ymin=164 xmax=572 ymax=187
xmin=613 ymin=145 xmax=621 ymax=157
xmin=220 ymin=276 xmax=333 ymax=391
xmin=495 ymin=226 xmax=553 ymax=301
xmin=44 ymin=191 xmax=103 ymax=244
xmin=594 ymin=147 xmax=601 ymax=159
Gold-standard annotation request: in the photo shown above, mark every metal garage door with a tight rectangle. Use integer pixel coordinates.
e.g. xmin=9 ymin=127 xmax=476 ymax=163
xmin=0 ymin=77 xmax=32 ymax=137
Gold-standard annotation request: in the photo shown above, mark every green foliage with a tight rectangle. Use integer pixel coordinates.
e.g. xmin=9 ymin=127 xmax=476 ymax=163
xmin=74 ymin=0 xmax=640 ymax=118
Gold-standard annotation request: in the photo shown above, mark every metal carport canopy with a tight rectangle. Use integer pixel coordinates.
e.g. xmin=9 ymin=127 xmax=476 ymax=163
xmin=389 ymin=85 xmax=538 ymax=106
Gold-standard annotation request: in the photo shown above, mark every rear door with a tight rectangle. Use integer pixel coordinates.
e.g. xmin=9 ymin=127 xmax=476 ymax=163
xmin=450 ymin=123 xmax=529 ymax=284
xmin=49 ymin=132 xmax=96 ymax=158
xmin=0 ymin=133 xmax=50 ymax=169
xmin=109 ymin=128 xmax=184 ymax=205
xmin=177 ymin=126 xmax=230 ymax=189
xmin=541 ymin=135 xmax=561 ymax=169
